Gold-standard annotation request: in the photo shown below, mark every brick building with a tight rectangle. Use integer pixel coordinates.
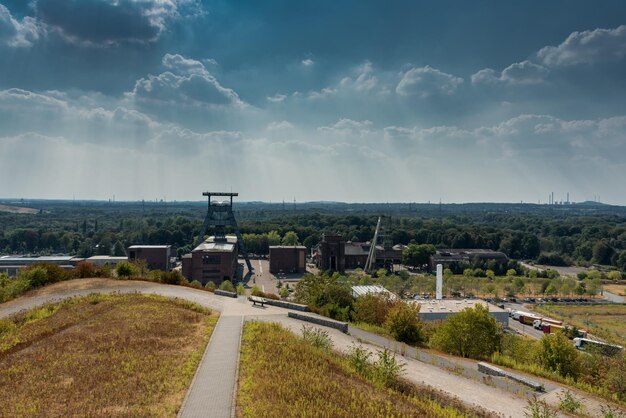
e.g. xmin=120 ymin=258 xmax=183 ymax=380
xmin=127 ymin=245 xmax=172 ymax=271
xmin=269 ymin=246 xmax=307 ymax=274
xmin=182 ymin=236 xmax=239 ymax=285
xmin=314 ymin=234 xmax=404 ymax=273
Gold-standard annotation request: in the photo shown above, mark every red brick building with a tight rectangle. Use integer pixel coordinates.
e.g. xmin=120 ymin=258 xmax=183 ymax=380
xmin=182 ymin=236 xmax=239 ymax=285
xmin=127 ymin=245 xmax=172 ymax=271
xmin=269 ymin=246 xmax=307 ymax=274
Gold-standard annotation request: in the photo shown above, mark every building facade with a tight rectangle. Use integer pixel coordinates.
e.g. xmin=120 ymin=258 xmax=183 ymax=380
xmin=127 ymin=245 xmax=172 ymax=271
xmin=182 ymin=236 xmax=239 ymax=285
xmin=269 ymin=246 xmax=307 ymax=274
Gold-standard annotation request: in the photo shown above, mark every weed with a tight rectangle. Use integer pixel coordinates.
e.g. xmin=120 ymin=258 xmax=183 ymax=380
xmin=558 ymin=390 xmax=583 ymax=414
xmin=301 ymin=324 xmax=333 ymax=351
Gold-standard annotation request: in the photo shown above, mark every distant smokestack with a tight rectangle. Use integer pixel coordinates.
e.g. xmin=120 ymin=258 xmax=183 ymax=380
xmin=436 ymin=264 xmax=443 ymax=300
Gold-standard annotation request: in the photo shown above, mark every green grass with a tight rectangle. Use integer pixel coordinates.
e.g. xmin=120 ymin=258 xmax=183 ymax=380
xmin=0 ymin=293 xmax=218 ymax=417
xmin=533 ymin=304 xmax=626 ymax=346
xmin=237 ymin=321 xmax=489 ymax=418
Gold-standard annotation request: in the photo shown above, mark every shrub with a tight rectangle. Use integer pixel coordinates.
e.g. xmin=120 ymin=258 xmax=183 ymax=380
xmin=431 ymin=304 xmax=502 ymax=359
xmin=160 ymin=270 xmax=185 ymax=285
xmin=205 ymin=281 xmax=216 ymax=291
xmin=116 ymin=261 xmax=138 ymax=278
xmin=236 ymin=284 xmax=246 ymax=295
xmin=74 ymin=261 xmax=96 ymax=278
xmin=219 ymin=280 xmax=235 ymax=293
xmin=352 ymin=293 xmax=394 ymax=326
xmin=384 ymin=302 xmax=423 ymax=345
xmin=536 ymin=333 xmax=580 ymax=379
xmin=301 ymin=325 xmax=333 ymax=352
xmin=190 ymin=280 xmax=202 ymax=289
xmin=21 ymin=266 xmax=49 ymax=288
xmin=371 ymin=348 xmax=405 ymax=389
xmin=348 ymin=343 xmax=372 ymax=376
xmin=524 ymin=396 xmax=556 ymax=418
xmin=558 ymin=391 xmax=582 ymax=414
xmin=250 ymin=285 xmax=263 ymax=296
xmin=279 ymin=287 xmax=289 ymax=298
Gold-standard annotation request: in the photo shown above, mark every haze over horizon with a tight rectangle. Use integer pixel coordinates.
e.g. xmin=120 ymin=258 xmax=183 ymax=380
xmin=1 ymin=1 xmax=625 ymax=204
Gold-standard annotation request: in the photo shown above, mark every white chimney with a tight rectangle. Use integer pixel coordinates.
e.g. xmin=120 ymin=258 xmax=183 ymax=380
xmin=436 ymin=264 xmax=443 ymax=300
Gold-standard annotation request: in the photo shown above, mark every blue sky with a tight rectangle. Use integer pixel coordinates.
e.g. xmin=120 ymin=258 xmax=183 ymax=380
xmin=1 ymin=0 xmax=625 ymax=204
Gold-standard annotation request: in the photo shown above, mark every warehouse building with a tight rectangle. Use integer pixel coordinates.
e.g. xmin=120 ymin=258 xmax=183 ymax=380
xmin=0 ymin=255 xmax=76 ymax=277
xmin=269 ymin=246 xmax=307 ymax=274
xmin=181 ymin=236 xmax=238 ymax=285
xmin=128 ymin=245 xmax=172 ymax=271
xmin=413 ymin=299 xmax=509 ymax=325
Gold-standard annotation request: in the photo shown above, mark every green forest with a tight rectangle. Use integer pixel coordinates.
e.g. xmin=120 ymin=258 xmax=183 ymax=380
xmin=0 ymin=201 xmax=625 ymax=272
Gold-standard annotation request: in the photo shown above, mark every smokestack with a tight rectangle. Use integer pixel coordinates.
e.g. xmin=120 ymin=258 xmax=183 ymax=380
xmin=436 ymin=264 xmax=443 ymax=300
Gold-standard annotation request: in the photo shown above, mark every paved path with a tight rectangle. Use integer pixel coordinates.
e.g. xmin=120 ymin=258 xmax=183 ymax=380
xmin=603 ymin=290 xmax=625 ymax=303
xmin=179 ymin=315 xmax=243 ymax=418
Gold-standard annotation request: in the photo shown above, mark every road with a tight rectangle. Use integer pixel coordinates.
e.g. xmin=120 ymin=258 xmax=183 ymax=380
xmin=503 ymin=302 xmax=546 ymax=340
xmin=2 ymin=278 xmax=623 ymax=417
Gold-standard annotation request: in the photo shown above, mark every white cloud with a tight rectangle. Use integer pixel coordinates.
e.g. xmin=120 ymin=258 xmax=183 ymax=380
xmin=318 ymin=118 xmax=373 ymax=136
xmin=128 ymin=54 xmax=244 ymax=109
xmin=471 ymin=60 xmax=549 ymax=85
xmin=0 ymin=4 xmax=40 ymax=47
xmin=396 ymin=66 xmax=463 ymax=97
xmin=538 ymin=25 xmax=626 ymax=67
xmin=307 ymin=61 xmax=380 ymax=100
xmin=301 ymin=58 xmax=314 ymax=67
xmin=267 ymin=120 xmax=294 ymax=130
xmin=267 ymin=93 xmax=287 ymax=103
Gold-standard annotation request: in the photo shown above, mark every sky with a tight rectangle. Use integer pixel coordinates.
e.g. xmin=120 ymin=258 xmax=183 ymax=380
xmin=1 ymin=1 xmax=625 ymax=204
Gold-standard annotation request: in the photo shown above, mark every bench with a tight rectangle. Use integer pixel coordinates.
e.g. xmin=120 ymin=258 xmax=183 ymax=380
xmin=250 ymin=296 xmax=267 ymax=307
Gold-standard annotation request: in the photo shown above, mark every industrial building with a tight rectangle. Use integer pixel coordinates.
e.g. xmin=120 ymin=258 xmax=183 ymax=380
xmin=313 ymin=233 xmax=404 ymax=272
xmin=429 ymin=249 xmax=508 ymax=270
xmin=182 ymin=236 xmax=239 ymax=285
xmin=351 ymin=285 xmax=397 ymax=300
xmin=413 ymin=299 xmax=509 ymax=325
xmin=84 ymin=256 xmax=128 ymax=267
xmin=269 ymin=246 xmax=307 ymax=274
xmin=128 ymin=245 xmax=172 ymax=271
xmin=0 ymin=255 xmax=76 ymax=277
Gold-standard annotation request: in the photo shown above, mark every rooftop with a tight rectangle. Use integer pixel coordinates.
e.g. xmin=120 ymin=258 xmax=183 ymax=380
xmin=351 ymin=285 xmax=396 ymax=299
xmin=412 ymin=299 xmax=506 ymax=314
xmin=269 ymin=246 xmax=307 ymax=249
xmin=193 ymin=235 xmax=237 ymax=253
xmin=128 ymin=245 xmax=171 ymax=249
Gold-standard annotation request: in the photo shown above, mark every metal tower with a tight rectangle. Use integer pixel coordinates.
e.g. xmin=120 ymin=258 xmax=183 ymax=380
xmin=364 ymin=216 xmax=382 ymax=273
xmin=195 ymin=192 xmax=253 ymax=274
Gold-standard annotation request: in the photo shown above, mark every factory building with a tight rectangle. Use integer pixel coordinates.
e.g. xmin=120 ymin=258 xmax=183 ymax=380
xmin=313 ymin=234 xmax=404 ymax=272
xmin=413 ymin=299 xmax=509 ymax=325
xmin=0 ymin=255 xmax=76 ymax=277
xmin=128 ymin=245 xmax=172 ymax=271
xmin=182 ymin=236 xmax=239 ymax=285
xmin=269 ymin=246 xmax=307 ymax=274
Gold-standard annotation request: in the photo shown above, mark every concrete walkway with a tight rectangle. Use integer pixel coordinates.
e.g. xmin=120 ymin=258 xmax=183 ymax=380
xmin=179 ymin=315 xmax=244 ymax=418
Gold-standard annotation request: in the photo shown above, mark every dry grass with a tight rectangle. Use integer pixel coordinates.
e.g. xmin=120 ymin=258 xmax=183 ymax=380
xmin=237 ymin=321 xmax=489 ymax=418
xmin=0 ymin=293 xmax=218 ymax=417
xmin=534 ymin=304 xmax=626 ymax=346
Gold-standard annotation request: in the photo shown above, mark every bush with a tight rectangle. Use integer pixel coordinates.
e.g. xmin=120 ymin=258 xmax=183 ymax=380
xmin=384 ymin=301 xmax=424 ymax=345
xmin=190 ymin=280 xmax=202 ymax=289
xmin=205 ymin=281 xmax=216 ymax=291
xmin=236 ymin=284 xmax=246 ymax=295
xmin=431 ymin=304 xmax=502 ymax=359
xmin=301 ymin=325 xmax=333 ymax=352
xmin=116 ymin=261 xmax=138 ymax=278
xmin=74 ymin=261 xmax=96 ymax=278
xmin=558 ymin=391 xmax=582 ymax=414
xmin=348 ymin=343 xmax=372 ymax=375
xmin=352 ymin=293 xmax=394 ymax=326
xmin=250 ymin=285 xmax=263 ymax=296
xmin=21 ymin=266 xmax=48 ymax=288
xmin=219 ymin=280 xmax=235 ymax=293
xmin=160 ymin=270 xmax=185 ymax=285
xmin=371 ymin=348 xmax=405 ymax=389
xmin=537 ymin=333 xmax=580 ymax=379
xmin=279 ymin=287 xmax=289 ymax=298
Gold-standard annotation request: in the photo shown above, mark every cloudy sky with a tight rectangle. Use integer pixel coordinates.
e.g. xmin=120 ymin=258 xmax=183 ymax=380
xmin=1 ymin=1 xmax=625 ymax=204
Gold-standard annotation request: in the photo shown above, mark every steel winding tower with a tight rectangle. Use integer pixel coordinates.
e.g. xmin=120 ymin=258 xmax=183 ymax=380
xmin=195 ymin=192 xmax=253 ymax=274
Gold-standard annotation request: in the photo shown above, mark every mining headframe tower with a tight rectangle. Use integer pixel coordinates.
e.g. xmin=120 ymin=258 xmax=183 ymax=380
xmin=195 ymin=191 xmax=253 ymax=274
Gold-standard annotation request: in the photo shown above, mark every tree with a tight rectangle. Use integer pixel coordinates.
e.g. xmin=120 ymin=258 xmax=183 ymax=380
xmin=536 ymin=333 xmax=580 ymax=379
xmin=267 ymin=230 xmax=282 ymax=246
xmin=116 ymin=261 xmax=138 ymax=278
xmin=506 ymin=269 xmax=517 ymax=277
xmin=352 ymin=293 xmax=395 ymax=326
xmin=384 ymin=302 xmax=423 ymax=345
xmin=431 ymin=304 xmax=502 ymax=359
xmin=592 ymin=241 xmax=613 ymax=265
xmin=402 ymin=244 xmax=435 ymax=269
xmin=113 ymin=240 xmax=126 ymax=256
xmin=281 ymin=231 xmax=300 ymax=246
xmin=607 ymin=271 xmax=622 ymax=281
